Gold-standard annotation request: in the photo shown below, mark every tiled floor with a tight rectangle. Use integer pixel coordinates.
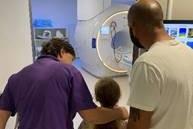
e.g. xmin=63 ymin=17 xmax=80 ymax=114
xmin=72 ymin=59 xmax=130 ymax=129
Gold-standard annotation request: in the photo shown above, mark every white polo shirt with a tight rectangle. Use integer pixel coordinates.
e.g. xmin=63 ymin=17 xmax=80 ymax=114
xmin=128 ymin=40 xmax=193 ymax=129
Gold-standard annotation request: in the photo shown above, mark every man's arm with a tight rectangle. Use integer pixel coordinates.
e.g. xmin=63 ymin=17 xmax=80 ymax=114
xmin=0 ymin=110 xmax=11 ymax=129
xmin=127 ymin=107 xmax=153 ymax=129
xmin=79 ymin=107 xmax=129 ymax=124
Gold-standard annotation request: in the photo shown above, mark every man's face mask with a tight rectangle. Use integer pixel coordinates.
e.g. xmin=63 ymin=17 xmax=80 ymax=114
xmin=129 ymin=28 xmax=145 ymax=49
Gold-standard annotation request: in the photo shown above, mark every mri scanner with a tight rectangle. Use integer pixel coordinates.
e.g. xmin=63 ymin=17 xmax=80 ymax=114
xmin=75 ymin=0 xmax=133 ymax=77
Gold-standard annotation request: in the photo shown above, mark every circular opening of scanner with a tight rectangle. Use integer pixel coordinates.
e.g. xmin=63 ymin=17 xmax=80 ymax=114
xmin=96 ymin=11 xmax=133 ymax=73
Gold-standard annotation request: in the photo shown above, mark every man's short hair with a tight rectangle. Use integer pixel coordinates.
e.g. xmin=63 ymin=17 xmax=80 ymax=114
xmin=41 ymin=38 xmax=76 ymax=58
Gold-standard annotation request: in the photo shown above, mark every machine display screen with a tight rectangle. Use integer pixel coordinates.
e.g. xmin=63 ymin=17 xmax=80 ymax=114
xmin=100 ymin=26 xmax=110 ymax=35
xmin=164 ymin=20 xmax=193 ymax=49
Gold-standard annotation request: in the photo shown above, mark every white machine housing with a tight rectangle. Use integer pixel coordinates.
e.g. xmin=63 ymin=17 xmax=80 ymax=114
xmin=75 ymin=4 xmax=133 ymax=77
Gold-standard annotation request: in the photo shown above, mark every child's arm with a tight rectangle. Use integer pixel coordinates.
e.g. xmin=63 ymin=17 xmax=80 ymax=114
xmin=79 ymin=106 xmax=128 ymax=125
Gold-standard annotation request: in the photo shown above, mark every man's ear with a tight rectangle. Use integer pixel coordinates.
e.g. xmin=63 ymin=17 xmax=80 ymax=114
xmin=131 ymin=24 xmax=138 ymax=37
xmin=58 ymin=49 xmax=65 ymax=58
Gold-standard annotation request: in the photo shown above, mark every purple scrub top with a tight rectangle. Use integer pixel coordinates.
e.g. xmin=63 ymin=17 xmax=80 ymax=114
xmin=0 ymin=55 xmax=96 ymax=129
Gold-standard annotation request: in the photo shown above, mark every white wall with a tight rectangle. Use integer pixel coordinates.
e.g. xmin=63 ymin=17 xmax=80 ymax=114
xmin=171 ymin=0 xmax=193 ymax=19
xmin=0 ymin=0 xmax=32 ymax=128
xmin=158 ymin=0 xmax=193 ymax=20
xmin=157 ymin=0 xmax=168 ymax=19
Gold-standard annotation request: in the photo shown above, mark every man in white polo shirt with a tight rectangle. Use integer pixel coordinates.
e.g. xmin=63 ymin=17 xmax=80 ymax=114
xmin=127 ymin=0 xmax=193 ymax=129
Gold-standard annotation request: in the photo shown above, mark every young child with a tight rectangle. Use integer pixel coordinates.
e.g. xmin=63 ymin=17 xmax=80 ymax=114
xmin=78 ymin=77 xmax=127 ymax=129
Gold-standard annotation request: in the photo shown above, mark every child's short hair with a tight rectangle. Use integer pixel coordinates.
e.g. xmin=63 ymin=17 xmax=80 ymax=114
xmin=95 ymin=77 xmax=121 ymax=108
